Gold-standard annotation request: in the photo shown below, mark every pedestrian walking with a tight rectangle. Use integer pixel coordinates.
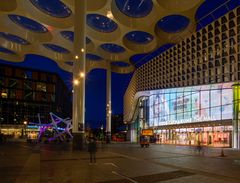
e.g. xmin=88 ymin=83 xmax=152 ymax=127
xmin=88 ymin=136 xmax=97 ymax=164
xmin=196 ymin=140 xmax=203 ymax=154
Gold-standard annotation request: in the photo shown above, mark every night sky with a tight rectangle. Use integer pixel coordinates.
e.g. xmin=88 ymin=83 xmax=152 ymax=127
xmin=0 ymin=55 xmax=132 ymax=128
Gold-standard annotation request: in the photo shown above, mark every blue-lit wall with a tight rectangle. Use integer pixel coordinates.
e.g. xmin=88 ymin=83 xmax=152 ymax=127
xmin=148 ymin=82 xmax=233 ymax=127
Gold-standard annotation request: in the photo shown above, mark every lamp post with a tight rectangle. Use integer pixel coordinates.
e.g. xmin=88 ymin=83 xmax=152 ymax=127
xmin=23 ymin=121 xmax=27 ymax=138
xmin=100 ymin=124 xmax=104 ymax=143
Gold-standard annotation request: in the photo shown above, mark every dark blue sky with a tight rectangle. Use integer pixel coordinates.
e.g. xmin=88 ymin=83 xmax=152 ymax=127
xmin=0 ymin=54 xmax=132 ymax=128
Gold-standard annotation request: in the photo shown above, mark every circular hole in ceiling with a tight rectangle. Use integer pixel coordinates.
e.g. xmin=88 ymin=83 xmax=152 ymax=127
xmin=43 ymin=43 xmax=70 ymax=53
xmin=115 ymin=0 xmax=153 ymax=18
xmin=111 ymin=61 xmax=130 ymax=67
xmin=65 ymin=61 xmax=73 ymax=66
xmin=100 ymin=43 xmax=125 ymax=53
xmin=86 ymin=54 xmax=103 ymax=61
xmin=8 ymin=14 xmax=48 ymax=33
xmin=60 ymin=31 xmax=91 ymax=44
xmin=0 ymin=32 xmax=30 ymax=45
xmin=0 ymin=47 xmax=16 ymax=55
xmin=157 ymin=15 xmax=190 ymax=33
xmin=125 ymin=31 xmax=153 ymax=44
xmin=30 ymin=0 xmax=72 ymax=18
xmin=87 ymin=14 xmax=118 ymax=33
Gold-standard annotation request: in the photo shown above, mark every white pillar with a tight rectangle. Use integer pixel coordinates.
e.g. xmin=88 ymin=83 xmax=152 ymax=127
xmin=106 ymin=61 xmax=111 ymax=134
xmin=72 ymin=0 xmax=86 ymax=134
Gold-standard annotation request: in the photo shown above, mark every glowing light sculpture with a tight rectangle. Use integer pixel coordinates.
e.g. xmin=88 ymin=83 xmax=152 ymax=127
xmin=29 ymin=113 xmax=73 ymax=142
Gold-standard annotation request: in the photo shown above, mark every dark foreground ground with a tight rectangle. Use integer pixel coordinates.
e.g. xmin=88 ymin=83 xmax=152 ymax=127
xmin=1 ymin=142 xmax=240 ymax=183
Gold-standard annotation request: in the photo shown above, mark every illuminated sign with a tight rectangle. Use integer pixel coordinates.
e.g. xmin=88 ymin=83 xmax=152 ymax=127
xmin=141 ymin=129 xmax=153 ymax=136
xmin=27 ymin=125 xmax=39 ymax=129
xmin=148 ymin=82 xmax=233 ymax=127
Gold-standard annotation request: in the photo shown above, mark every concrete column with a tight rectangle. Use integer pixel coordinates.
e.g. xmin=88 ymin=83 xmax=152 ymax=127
xmin=106 ymin=61 xmax=111 ymax=143
xmin=72 ymin=0 xmax=86 ymax=150
xmin=232 ymin=83 xmax=240 ymax=149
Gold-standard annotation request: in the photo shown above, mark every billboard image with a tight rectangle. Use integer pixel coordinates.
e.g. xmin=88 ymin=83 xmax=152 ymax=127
xmin=148 ymin=83 xmax=233 ymax=126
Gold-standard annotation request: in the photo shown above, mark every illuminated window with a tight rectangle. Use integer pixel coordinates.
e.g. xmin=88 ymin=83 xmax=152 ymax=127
xmin=36 ymin=82 xmax=46 ymax=92
xmin=1 ymin=90 xmax=8 ymax=98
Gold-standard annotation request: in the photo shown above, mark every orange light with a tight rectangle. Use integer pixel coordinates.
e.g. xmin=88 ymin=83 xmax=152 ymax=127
xmin=80 ymin=72 xmax=85 ymax=78
xmin=73 ymin=79 xmax=79 ymax=85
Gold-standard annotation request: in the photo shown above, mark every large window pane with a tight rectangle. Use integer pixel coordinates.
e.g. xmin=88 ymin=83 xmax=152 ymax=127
xmin=192 ymin=91 xmax=200 ymax=110
xmin=159 ymin=93 xmax=169 ymax=122
xmin=211 ymin=89 xmax=221 ymax=107
xmin=222 ymin=89 xmax=233 ymax=120
xmin=184 ymin=111 xmax=192 ymax=120
xmin=200 ymin=90 xmax=210 ymax=118
xmin=184 ymin=91 xmax=192 ymax=115
xmin=169 ymin=92 xmax=176 ymax=115
xmin=211 ymin=106 xmax=221 ymax=120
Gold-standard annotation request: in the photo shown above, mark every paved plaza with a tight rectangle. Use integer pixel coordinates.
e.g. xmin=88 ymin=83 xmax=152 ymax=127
xmin=1 ymin=142 xmax=240 ymax=183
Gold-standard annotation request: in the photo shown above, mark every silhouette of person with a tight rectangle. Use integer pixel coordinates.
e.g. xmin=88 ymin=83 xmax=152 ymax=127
xmin=197 ymin=140 xmax=202 ymax=153
xmin=88 ymin=137 xmax=97 ymax=164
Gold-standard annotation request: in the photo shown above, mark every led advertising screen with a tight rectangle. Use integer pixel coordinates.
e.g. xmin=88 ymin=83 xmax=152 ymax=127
xmin=148 ymin=83 xmax=233 ymax=126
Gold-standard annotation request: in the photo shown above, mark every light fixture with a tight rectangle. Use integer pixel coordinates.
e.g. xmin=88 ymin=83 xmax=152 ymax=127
xmin=73 ymin=79 xmax=79 ymax=85
xmin=81 ymin=48 xmax=84 ymax=52
xmin=80 ymin=72 xmax=85 ymax=78
xmin=23 ymin=121 xmax=27 ymax=125
xmin=1 ymin=92 xmax=7 ymax=98
xmin=75 ymin=55 xmax=79 ymax=59
xmin=106 ymin=11 xmax=113 ymax=19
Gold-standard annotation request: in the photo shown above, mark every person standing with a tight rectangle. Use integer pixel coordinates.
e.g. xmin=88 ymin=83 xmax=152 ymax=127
xmin=88 ymin=137 xmax=97 ymax=164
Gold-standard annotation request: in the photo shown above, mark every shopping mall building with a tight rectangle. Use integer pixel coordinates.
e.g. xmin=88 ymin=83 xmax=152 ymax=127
xmin=124 ymin=7 xmax=240 ymax=148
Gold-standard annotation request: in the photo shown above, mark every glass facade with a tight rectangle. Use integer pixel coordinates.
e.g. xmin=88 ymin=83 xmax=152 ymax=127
xmin=0 ymin=64 xmax=72 ymax=128
xmin=155 ymin=126 xmax=232 ymax=147
xmin=148 ymin=82 xmax=233 ymax=127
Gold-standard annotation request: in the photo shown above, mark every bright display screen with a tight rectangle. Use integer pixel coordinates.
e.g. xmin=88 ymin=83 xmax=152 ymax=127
xmin=148 ymin=83 xmax=233 ymax=126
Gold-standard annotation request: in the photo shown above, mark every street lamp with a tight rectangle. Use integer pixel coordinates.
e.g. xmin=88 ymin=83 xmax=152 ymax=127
xmin=23 ymin=121 xmax=27 ymax=138
xmin=73 ymin=79 xmax=79 ymax=85
xmin=100 ymin=124 xmax=104 ymax=143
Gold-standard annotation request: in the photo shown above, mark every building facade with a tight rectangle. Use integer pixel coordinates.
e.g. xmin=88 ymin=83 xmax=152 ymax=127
xmin=0 ymin=63 xmax=72 ymax=137
xmin=124 ymin=7 xmax=240 ymax=148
